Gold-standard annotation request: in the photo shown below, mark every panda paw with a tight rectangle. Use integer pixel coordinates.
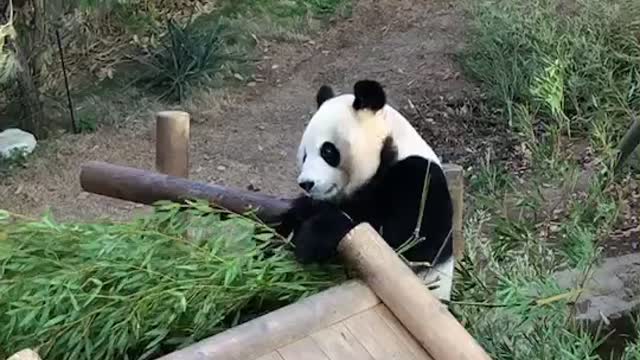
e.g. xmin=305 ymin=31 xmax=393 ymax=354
xmin=292 ymin=208 xmax=354 ymax=264
xmin=274 ymin=195 xmax=315 ymax=237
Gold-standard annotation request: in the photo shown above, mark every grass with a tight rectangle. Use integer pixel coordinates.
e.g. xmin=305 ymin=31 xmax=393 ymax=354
xmin=0 ymin=148 xmax=30 ymax=179
xmin=0 ymin=200 xmax=346 ymax=360
xmin=454 ymin=0 xmax=640 ymax=358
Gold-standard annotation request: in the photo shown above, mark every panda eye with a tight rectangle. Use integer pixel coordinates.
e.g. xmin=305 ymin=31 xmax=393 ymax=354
xmin=320 ymin=142 xmax=340 ymax=167
xmin=302 ymin=152 xmax=307 ymax=163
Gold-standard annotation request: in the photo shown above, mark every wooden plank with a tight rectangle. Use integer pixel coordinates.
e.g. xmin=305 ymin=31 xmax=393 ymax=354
xmin=255 ymin=352 xmax=285 ymax=360
xmin=310 ymin=322 xmax=375 ymax=360
xmin=343 ymin=308 xmax=418 ymax=360
xmin=277 ymin=338 xmax=330 ymax=360
xmin=374 ymin=305 xmax=433 ymax=360
xmin=157 ymin=280 xmax=380 ymax=360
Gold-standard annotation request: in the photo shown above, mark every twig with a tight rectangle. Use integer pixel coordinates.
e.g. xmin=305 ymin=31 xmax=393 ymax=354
xmin=445 ymin=300 xmax=509 ymax=308
xmin=55 ymin=28 xmax=77 ymax=134
xmin=535 ymin=288 xmax=583 ymax=306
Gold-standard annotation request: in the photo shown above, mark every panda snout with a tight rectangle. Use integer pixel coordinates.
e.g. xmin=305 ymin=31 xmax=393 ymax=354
xmin=298 ymin=181 xmax=315 ymax=192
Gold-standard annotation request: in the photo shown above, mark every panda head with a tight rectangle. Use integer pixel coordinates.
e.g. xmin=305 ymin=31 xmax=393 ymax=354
xmin=296 ymin=80 xmax=393 ymax=201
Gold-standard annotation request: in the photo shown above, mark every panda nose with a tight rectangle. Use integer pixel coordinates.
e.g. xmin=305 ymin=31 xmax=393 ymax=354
xmin=298 ymin=181 xmax=315 ymax=192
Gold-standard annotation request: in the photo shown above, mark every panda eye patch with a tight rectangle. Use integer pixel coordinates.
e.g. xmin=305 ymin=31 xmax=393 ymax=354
xmin=320 ymin=142 xmax=340 ymax=167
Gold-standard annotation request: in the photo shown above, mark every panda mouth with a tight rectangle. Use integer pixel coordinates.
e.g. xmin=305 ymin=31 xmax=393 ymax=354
xmin=325 ymin=184 xmax=337 ymax=194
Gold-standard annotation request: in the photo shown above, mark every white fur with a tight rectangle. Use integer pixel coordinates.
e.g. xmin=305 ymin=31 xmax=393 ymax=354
xmin=297 ymin=94 xmax=440 ymax=200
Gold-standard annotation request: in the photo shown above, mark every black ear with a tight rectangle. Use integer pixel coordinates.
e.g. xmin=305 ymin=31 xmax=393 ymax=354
xmin=353 ymin=80 xmax=386 ymax=111
xmin=316 ymin=85 xmax=335 ymax=108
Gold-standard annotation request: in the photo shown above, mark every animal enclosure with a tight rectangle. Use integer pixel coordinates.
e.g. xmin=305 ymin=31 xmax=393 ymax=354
xmin=8 ymin=111 xmax=488 ymax=360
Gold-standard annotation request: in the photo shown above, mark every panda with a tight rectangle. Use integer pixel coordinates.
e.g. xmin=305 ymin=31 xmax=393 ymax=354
xmin=276 ymin=79 xmax=455 ymax=301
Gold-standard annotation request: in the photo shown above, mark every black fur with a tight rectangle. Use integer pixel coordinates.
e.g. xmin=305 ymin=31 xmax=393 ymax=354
xmin=277 ymin=137 xmax=454 ymax=266
xmin=352 ymin=80 xmax=386 ymax=111
xmin=316 ymin=85 xmax=335 ymax=108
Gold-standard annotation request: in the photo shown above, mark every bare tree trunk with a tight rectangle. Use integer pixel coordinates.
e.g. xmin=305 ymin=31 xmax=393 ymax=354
xmin=13 ymin=39 xmax=46 ymax=137
xmin=1 ymin=0 xmax=46 ymax=138
xmin=30 ymin=0 xmax=47 ymax=81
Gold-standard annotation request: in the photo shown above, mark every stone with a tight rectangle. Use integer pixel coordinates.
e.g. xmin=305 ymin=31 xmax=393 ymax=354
xmin=0 ymin=128 xmax=37 ymax=158
xmin=554 ymin=253 xmax=640 ymax=322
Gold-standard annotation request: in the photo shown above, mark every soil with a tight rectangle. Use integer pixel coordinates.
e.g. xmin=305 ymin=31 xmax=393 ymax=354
xmin=0 ymin=0 xmax=500 ymax=222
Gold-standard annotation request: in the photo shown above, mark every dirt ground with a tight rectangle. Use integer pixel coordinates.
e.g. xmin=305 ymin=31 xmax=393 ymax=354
xmin=0 ymin=0 xmax=496 ymax=222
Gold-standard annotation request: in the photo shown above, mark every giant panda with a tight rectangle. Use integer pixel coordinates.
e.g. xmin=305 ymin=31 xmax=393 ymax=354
xmin=276 ymin=79 xmax=455 ymax=301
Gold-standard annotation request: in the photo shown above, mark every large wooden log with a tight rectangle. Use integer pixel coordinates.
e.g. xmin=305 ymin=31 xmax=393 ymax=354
xmin=79 ymin=161 xmax=293 ymax=225
xmin=339 ymin=223 xmax=491 ymax=360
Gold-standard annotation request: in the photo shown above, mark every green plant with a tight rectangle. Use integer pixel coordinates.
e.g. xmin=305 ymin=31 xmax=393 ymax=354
xmin=0 ymin=201 xmax=345 ymax=360
xmin=461 ymin=0 xmax=640 ymax=162
xmin=135 ymin=18 xmax=242 ymax=103
xmin=455 ymin=0 xmax=640 ymax=357
xmin=0 ymin=147 xmax=29 ymax=178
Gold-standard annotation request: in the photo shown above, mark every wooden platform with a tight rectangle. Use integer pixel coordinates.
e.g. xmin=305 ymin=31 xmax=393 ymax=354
xmin=157 ymin=279 xmax=433 ymax=360
xmin=256 ymin=302 xmax=432 ymax=360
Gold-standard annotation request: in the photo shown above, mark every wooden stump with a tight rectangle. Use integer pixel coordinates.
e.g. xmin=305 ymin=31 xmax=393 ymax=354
xmin=155 ymin=111 xmax=190 ymax=178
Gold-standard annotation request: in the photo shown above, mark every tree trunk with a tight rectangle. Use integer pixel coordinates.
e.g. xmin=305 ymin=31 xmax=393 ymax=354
xmin=1 ymin=0 xmax=46 ymax=138
xmin=30 ymin=0 xmax=48 ymax=82
xmin=13 ymin=39 xmax=46 ymax=138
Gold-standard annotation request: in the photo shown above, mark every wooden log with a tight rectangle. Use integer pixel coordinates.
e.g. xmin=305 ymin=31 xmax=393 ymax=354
xmin=338 ymin=223 xmax=491 ymax=360
xmin=79 ymin=161 xmax=292 ymax=225
xmin=155 ymin=280 xmax=380 ymax=360
xmin=156 ymin=111 xmax=190 ymax=178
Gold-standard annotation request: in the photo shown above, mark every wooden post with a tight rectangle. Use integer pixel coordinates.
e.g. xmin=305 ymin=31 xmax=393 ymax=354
xmin=156 ymin=111 xmax=190 ymax=178
xmin=443 ymin=164 xmax=464 ymax=258
xmin=339 ymin=223 xmax=491 ymax=360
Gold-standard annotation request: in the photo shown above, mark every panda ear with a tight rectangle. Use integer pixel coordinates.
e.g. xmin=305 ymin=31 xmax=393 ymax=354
xmin=352 ymin=80 xmax=386 ymax=112
xmin=316 ymin=85 xmax=335 ymax=108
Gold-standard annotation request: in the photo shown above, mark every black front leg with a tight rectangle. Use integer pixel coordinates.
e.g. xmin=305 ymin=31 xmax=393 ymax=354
xmin=275 ymin=195 xmax=355 ymax=264
xmin=291 ymin=205 xmax=355 ymax=264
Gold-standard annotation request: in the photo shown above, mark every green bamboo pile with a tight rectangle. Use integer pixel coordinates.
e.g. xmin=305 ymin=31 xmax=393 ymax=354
xmin=0 ymin=201 xmax=346 ymax=360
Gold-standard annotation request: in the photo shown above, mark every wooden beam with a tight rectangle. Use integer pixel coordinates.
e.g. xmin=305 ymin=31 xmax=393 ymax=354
xmin=338 ymin=223 xmax=490 ymax=360
xmin=79 ymin=161 xmax=293 ymax=225
xmin=156 ymin=111 xmax=190 ymax=178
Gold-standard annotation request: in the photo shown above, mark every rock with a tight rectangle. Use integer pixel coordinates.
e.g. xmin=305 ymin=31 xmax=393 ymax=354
xmin=8 ymin=349 xmax=42 ymax=360
xmin=555 ymin=253 xmax=640 ymax=322
xmin=0 ymin=128 xmax=37 ymax=158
